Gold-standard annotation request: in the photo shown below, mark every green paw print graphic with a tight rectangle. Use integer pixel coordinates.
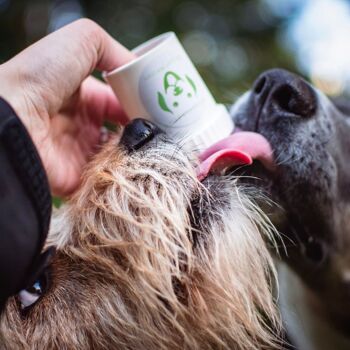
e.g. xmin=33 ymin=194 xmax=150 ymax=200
xmin=157 ymin=71 xmax=197 ymax=114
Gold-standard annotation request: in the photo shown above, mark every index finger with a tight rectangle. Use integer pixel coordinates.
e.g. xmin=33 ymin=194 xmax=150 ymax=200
xmin=6 ymin=18 xmax=135 ymax=114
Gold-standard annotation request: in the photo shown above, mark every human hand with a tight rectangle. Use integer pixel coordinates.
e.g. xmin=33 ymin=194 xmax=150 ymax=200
xmin=0 ymin=19 xmax=134 ymax=196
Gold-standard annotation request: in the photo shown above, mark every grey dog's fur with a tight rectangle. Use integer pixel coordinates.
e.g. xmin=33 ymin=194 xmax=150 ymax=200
xmin=231 ymin=68 xmax=350 ymax=344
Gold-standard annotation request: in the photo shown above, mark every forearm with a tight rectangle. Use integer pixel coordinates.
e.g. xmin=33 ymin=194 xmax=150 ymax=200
xmin=0 ymin=97 xmax=51 ymax=310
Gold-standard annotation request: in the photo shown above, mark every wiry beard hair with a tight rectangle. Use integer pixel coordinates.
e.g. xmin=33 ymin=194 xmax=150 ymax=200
xmin=1 ymin=137 xmax=281 ymax=349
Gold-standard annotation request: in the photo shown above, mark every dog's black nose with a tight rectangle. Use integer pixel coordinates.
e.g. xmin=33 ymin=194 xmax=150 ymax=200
xmin=252 ymin=68 xmax=317 ymax=123
xmin=120 ymin=118 xmax=162 ymax=152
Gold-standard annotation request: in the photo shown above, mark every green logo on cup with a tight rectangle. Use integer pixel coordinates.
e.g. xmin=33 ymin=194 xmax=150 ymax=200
xmin=157 ymin=71 xmax=197 ymax=114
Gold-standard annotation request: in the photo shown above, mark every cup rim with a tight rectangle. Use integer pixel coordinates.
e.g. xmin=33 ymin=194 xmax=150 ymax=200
xmin=103 ymin=32 xmax=176 ymax=78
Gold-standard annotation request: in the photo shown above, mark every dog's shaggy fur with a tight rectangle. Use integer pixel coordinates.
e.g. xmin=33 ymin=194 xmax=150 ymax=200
xmin=0 ymin=136 xmax=280 ymax=349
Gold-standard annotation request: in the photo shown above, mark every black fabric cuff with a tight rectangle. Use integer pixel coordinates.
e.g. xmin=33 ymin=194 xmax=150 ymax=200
xmin=0 ymin=97 xmax=52 ymax=309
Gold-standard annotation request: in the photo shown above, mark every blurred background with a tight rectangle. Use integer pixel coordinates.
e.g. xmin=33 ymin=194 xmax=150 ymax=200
xmin=0 ymin=0 xmax=349 ymax=103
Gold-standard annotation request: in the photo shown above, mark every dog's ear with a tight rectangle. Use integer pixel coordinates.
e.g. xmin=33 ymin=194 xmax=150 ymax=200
xmin=330 ymin=96 xmax=350 ymax=116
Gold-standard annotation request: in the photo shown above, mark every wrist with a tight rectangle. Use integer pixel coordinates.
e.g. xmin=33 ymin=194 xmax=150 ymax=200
xmin=0 ymin=63 xmax=31 ymax=126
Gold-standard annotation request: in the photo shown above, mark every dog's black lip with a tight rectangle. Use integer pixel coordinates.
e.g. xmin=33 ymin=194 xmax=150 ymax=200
xmin=230 ymin=159 xmax=275 ymax=183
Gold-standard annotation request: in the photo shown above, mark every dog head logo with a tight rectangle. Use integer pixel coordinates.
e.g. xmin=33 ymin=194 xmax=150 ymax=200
xmin=157 ymin=71 xmax=197 ymax=114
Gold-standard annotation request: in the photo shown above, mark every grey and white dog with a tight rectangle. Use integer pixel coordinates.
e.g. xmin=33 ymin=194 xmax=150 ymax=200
xmin=230 ymin=68 xmax=350 ymax=349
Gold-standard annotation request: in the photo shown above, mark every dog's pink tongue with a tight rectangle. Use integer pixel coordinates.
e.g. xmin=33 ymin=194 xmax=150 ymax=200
xmin=197 ymin=132 xmax=274 ymax=180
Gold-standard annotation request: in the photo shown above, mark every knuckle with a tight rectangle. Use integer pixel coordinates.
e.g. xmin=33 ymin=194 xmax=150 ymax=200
xmin=72 ymin=18 xmax=105 ymax=69
xmin=76 ymin=18 xmax=102 ymax=40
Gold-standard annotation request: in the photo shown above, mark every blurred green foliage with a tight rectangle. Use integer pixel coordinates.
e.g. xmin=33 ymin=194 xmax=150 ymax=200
xmin=0 ymin=0 xmax=299 ymax=205
xmin=0 ymin=0 xmax=298 ymax=103
xmin=52 ymin=196 xmax=62 ymax=208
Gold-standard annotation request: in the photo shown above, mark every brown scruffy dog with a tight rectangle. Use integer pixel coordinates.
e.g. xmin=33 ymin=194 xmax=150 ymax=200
xmin=0 ymin=120 xmax=280 ymax=349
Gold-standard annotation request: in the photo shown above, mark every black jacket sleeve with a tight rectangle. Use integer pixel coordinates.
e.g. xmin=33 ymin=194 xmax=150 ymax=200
xmin=0 ymin=97 xmax=52 ymax=310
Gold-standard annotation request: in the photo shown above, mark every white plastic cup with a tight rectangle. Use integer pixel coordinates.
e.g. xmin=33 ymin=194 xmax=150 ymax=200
xmin=104 ymin=32 xmax=234 ymax=152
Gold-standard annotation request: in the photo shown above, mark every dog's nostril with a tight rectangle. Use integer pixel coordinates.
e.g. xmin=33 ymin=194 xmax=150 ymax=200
xmin=120 ymin=118 xmax=162 ymax=152
xmin=273 ymin=85 xmax=297 ymax=114
xmin=271 ymin=82 xmax=316 ymax=118
xmin=253 ymin=76 xmax=267 ymax=94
